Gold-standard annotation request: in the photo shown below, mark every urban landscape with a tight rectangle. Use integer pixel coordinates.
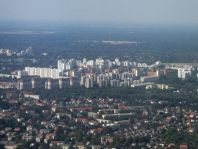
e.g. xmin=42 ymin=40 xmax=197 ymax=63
xmin=1 ymin=46 xmax=198 ymax=148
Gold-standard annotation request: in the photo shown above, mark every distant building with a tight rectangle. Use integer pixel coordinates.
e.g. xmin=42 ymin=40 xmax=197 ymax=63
xmin=110 ymin=79 xmax=120 ymax=87
xmin=25 ymin=67 xmax=60 ymax=79
xmin=140 ymin=76 xmax=159 ymax=83
xmin=24 ymin=93 xmax=40 ymax=100
xmin=101 ymin=136 xmax=114 ymax=145
xmin=70 ymin=77 xmax=80 ymax=87
xmin=17 ymin=77 xmax=32 ymax=90
xmin=85 ymin=77 xmax=93 ymax=88
xmin=178 ymin=68 xmax=191 ymax=79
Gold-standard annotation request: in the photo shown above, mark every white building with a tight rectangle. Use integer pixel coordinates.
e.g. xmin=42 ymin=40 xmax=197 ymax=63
xmin=25 ymin=67 xmax=60 ymax=79
xmin=85 ymin=77 xmax=93 ymax=88
xmin=178 ymin=68 xmax=191 ymax=79
xmin=115 ymin=58 xmax=121 ymax=66
xmin=57 ymin=59 xmax=72 ymax=72
xmin=140 ymin=76 xmax=159 ymax=83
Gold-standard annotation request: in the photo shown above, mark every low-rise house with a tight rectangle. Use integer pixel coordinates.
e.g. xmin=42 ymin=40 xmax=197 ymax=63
xmin=180 ymin=144 xmax=188 ymax=149
xmin=89 ymin=128 xmax=103 ymax=135
xmin=101 ymin=136 xmax=113 ymax=145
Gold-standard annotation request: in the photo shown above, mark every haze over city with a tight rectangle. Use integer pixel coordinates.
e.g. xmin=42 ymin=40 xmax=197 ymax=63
xmin=0 ymin=0 xmax=198 ymax=25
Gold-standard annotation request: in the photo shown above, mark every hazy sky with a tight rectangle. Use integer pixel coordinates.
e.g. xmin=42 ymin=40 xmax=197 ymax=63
xmin=0 ymin=0 xmax=198 ymax=25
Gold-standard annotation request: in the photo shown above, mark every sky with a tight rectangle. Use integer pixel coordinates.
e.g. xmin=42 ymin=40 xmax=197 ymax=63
xmin=0 ymin=0 xmax=198 ymax=25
